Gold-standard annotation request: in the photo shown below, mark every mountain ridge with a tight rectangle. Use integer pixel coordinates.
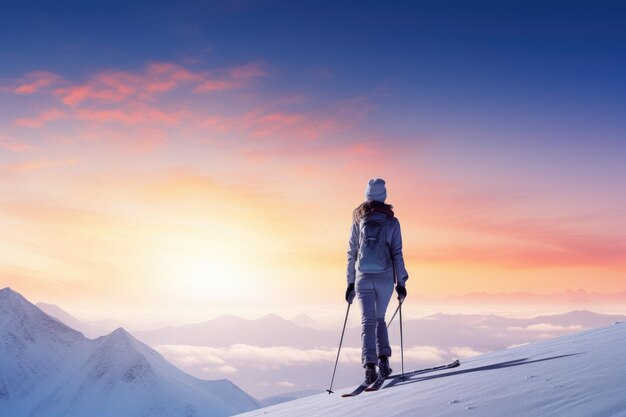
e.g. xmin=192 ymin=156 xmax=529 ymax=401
xmin=0 ymin=287 xmax=259 ymax=417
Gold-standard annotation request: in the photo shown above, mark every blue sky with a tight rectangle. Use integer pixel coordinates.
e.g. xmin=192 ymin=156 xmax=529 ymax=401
xmin=1 ymin=1 xmax=625 ymax=311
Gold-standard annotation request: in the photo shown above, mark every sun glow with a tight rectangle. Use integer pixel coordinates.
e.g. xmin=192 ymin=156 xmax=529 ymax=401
xmin=144 ymin=228 xmax=267 ymax=303
xmin=165 ymin=254 xmax=261 ymax=301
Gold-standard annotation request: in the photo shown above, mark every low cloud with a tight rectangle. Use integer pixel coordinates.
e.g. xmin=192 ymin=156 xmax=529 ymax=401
xmin=202 ymin=365 xmax=238 ymax=375
xmin=399 ymin=345 xmax=446 ymax=364
xmin=154 ymin=343 xmax=463 ymax=371
xmin=155 ymin=344 xmax=359 ymax=368
xmin=450 ymin=346 xmax=485 ymax=358
xmin=508 ymin=324 xmax=584 ymax=332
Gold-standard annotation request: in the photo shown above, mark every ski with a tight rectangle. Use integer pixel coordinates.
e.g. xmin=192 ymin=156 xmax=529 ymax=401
xmin=364 ymin=359 xmax=460 ymax=392
xmin=341 ymin=380 xmax=375 ymax=397
xmin=389 ymin=358 xmax=460 ymax=380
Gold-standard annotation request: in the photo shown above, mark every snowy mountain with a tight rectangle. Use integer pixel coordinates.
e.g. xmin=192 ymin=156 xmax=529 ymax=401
xmin=0 ymin=287 xmax=259 ymax=417
xmin=235 ymin=322 xmax=626 ymax=417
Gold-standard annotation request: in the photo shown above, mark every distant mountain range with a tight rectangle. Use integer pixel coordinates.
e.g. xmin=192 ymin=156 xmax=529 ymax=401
xmin=27 ymin=291 xmax=626 ymax=401
xmin=133 ymin=313 xmax=334 ymax=348
xmin=130 ymin=308 xmax=626 ymax=352
xmin=0 ymin=288 xmax=259 ymax=417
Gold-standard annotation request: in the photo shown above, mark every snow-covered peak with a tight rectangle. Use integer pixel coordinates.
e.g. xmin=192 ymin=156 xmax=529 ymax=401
xmin=106 ymin=326 xmax=133 ymax=340
xmin=0 ymin=286 xmax=83 ymax=345
xmin=1 ymin=289 xmax=260 ymax=417
xmin=0 ymin=286 xmax=20 ymax=299
xmin=0 ymin=289 xmax=87 ymax=408
xmin=88 ymin=326 xmax=169 ymax=376
xmin=0 ymin=287 xmax=33 ymax=310
xmin=96 ymin=326 xmax=171 ymax=363
xmin=94 ymin=327 xmax=141 ymax=354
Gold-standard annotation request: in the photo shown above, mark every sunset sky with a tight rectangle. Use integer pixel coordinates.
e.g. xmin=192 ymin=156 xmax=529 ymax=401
xmin=1 ymin=1 xmax=625 ymax=320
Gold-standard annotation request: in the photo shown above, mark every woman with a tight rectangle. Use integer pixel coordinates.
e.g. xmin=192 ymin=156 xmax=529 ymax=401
xmin=345 ymin=178 xmax=409 ymax=383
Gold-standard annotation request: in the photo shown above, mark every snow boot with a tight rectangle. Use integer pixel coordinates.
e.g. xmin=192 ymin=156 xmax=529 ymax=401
xmin=378 ymin=355 xmax=392 ymax=378
xmin=365 ymin=363 xmax=377 ymax=384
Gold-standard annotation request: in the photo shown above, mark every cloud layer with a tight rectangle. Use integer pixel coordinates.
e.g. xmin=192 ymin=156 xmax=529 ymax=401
xmin=154 ymin=343 xmax=482 ymax=375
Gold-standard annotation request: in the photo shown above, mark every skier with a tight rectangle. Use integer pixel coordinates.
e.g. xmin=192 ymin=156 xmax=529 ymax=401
xmin=345 ymin=178 xmax=409 ymax=384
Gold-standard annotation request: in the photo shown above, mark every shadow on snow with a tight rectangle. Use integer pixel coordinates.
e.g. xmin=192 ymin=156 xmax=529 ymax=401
xmin=384 ymin=353 xmax=585 ymax=390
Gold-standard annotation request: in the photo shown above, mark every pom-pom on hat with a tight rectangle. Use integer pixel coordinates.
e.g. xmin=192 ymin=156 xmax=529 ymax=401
xmin=365 ymin=178 xmax=387 ymax=202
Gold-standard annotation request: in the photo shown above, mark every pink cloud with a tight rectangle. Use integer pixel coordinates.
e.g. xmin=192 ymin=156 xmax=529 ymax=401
xmin=194 ymin=62 xmax=266 ymax=93
xmin=228 ymin=108 xmax=343 ymax=141
xmin=193 ymin=79 xmax=241 ymax=92
xmin=14 ymin=108 xmax=66 ymax=128
xmin=79 ymin=126 xmax=168 ymax=152
xmin=0 ymin=137 xmax=36 ymax=152
xmin=341 ymin=142 xmax=380 ymax=156
xmin=235 ymin=96 xmax=373 ymax=142
xmin=145 ymin=62 xmax=204 ymax=88
xmin=229 ymin=62 xmax=267 ymax=81
xmin=1 ymin=71 xmax=64 ymax=94
xmin=6 ymin=61 xmax=379 ymax=158
xmin=54 ymin=84 xmax=126 ymax=106
xmin=199 ymin=116 xmax=234 ymax=132
xmin=417 ymin=242 xmax=608 ymax=270
xmin=385 ymin=177 xmax=626 ymax=271
xmin=197 ymin=108 xmax=332 ymax=142
xmin=247 ymin=112 xmax=309 ymax=138
xmin=75 ymin=105 xmax=180 ymax=126
xmin=1 ymin=158 xmax=77 ymax=172
xmin=51 ymin=61 xmax=264 ymax=105
xmin=475 ymin=218 xmax=626 ymax=268
xmin=52 ymin=63 xmax=202 ymax=106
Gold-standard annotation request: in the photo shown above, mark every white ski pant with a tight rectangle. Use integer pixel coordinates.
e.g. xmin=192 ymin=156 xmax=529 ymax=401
xmin=355 ymin=272 xmax=394 ymax=367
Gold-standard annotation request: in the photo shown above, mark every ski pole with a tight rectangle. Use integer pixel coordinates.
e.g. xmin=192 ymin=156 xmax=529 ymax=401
xmin=326 ymin=302 xmax=351 ymax=394
xmin=386 ymin=298 xmax=404 ymax=329
xmin=399 ymin=298 xmax=405 ymax=379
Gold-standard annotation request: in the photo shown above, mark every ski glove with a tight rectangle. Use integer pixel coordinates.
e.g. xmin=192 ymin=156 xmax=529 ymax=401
xmin=396 ymin=285 xmax=407 ymax=302
xmin=345 ymin=283 xmax=356 ymax=304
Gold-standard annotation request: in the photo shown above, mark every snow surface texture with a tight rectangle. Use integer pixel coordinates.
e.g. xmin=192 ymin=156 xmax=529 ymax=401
xmin=0 ymin=288 xmax=259 ymax=417
xmin=260 ymin=389 xmax=324 ymax=407
xmin=236 ymin=322 xmax=626 ymax=417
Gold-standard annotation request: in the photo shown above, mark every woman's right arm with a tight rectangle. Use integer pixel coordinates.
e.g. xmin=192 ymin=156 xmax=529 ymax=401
xmin=346 ymin=221 xmax=359 ymax=285
xmin=390 ymin=218 xmax=409 ymax=286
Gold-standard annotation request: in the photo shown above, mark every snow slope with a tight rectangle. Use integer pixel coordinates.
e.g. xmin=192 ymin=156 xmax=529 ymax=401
xmin=0 ymin=287 xmax=259 ymax=417
xmin=260 ymin=389 xmax=324 ymax=407
xmin=236 ymin=322 xmax=626 ymax=417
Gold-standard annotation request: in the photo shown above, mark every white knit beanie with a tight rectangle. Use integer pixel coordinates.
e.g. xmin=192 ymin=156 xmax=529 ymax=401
xmin=365 ymin=178 xmax=387 ymax=202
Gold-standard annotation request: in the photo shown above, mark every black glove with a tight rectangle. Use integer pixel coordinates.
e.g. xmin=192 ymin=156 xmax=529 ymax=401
xmin=396 ymin=285 xmax=407 ymax=302
xmin=345 ymin=283 xmax=356 ymax=304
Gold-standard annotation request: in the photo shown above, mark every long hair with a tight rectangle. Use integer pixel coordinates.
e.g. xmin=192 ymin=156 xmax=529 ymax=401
xmin=353 ymin=200 xmax=394 ymax=223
